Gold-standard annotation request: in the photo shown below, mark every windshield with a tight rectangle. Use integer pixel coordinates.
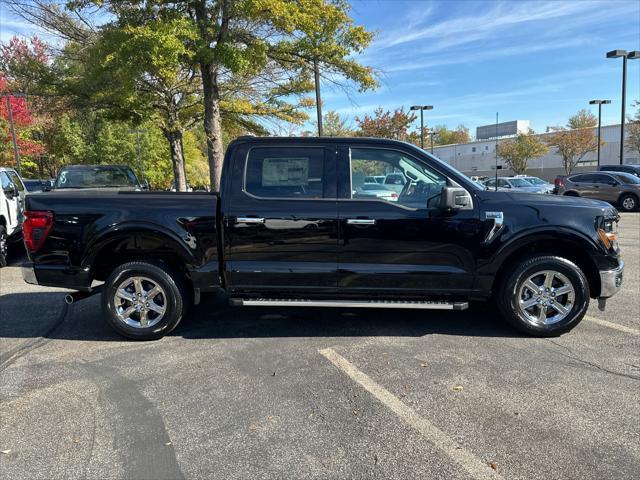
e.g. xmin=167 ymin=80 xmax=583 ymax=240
xmin=56 ymin=166 xmax=138 ymax=189
xmin=612 ymin=172 xmax=640 ymax=184
xmin=509 ymin=178 xmax=534 ymax=187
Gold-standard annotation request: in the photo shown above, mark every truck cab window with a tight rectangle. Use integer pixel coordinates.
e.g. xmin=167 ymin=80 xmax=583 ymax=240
xmin=349 ymin=148 xmax=446 ymax=209
xmin=245 ymin=147 xmax=325 ymax=199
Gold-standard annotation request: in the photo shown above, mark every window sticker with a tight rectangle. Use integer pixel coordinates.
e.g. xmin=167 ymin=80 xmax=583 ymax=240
xmin=262 ymin=157 xmax=309 ymax=186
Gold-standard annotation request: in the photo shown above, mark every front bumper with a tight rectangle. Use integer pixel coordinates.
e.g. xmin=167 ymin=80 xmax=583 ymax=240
xmin=599 ymin=260 xmax=624 ymax=298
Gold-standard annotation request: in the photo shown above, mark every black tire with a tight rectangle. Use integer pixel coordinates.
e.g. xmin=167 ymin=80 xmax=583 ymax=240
xmin=0 ymin=226 xmax=7 ymax=268
xmin=101 ymin=261 xmax=190 ymax=340
xmin=563 ymin=191 xmax=579 ymax=196
xmin=496 ymin=255 xmax=589 ymax=337
xmin=618 ymin=193 xmax=638 ymax=212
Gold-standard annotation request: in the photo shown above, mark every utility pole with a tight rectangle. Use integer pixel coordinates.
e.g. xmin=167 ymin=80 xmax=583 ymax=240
xmin=314 ymin=59 xmax=323 ymax=136
xmin=5 ymin=94 xmax=22 ymax=176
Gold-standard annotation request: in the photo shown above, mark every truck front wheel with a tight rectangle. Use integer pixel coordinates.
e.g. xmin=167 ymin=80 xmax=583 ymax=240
xmin=497 ymin=255 xmax=589 ymax=336
xmin=102 ymin=261 xmax=189 ymax=340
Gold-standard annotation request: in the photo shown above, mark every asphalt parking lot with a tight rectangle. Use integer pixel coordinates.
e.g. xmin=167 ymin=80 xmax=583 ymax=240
xmin=1 ymin=213 xmax=638 ymax=480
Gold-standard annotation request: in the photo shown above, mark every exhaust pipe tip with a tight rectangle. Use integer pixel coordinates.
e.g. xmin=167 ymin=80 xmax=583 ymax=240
xmin=64 ymin=294 xmax=74 ymax=305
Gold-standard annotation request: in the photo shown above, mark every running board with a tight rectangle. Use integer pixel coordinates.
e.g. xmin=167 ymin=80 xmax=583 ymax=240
xmin=230 ymin=298 xmax=468 ymax=310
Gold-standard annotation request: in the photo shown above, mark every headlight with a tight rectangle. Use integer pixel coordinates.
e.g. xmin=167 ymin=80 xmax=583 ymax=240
xmin=598 ymin=218 xmax=619 ymax=251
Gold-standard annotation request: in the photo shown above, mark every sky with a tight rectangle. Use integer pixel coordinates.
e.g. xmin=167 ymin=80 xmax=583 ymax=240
xmin=1 ymin=0 xmax=639 ymax=137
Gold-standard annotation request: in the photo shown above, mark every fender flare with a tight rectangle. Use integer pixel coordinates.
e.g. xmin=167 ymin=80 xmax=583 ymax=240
xmin=81 ymin=221 xmax=197 ymax=270
xmin=484 ymin=226 xmax=600 ymax=275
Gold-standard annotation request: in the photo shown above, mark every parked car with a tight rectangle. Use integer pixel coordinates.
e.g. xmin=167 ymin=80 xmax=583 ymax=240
xmin=483 ymin=176 xmax=543 ymax=193
xmin=598 ymin=164 xmax=640 ymax=178
xmin=53 ymin=165 xmax=148 ymax=191
xmin=353 ymin=183 xmax=398 ymax=202
xmin=554 ymin=171 xmax=640 ymax=211
xmin=383 ymin=172 xmax=407 ymax=193
xmin=0 ymin=167 xmax=26 ymax=267
xmin=514 ymin=175 xmax=554 ymax=194
xmin=22 ymin=137 xmax=624 ymax=340
xmin=23 ymin=179 xmax=53 ymax=193
xmin=364 ymin=175 xmax=385 ymax=185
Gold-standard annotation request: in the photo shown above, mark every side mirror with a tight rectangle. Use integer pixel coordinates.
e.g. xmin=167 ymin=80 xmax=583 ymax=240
xmin=3 ymin=182 xmax=17 ymax=199
xmin=42 ymin=183 xmax=51 ymax=192
xmin=141 ymin=179 xmax=150 ymax=191
xmin=441 ymin=186 xmax=473 ymax=210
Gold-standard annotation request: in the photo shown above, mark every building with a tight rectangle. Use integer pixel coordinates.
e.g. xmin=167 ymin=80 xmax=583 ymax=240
xmin=432 ymin=123 xmax=639 ymax=181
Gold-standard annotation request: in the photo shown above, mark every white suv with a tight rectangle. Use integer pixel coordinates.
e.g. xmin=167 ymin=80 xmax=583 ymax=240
xmin=0 ymin=167 xmax=26 ymax=267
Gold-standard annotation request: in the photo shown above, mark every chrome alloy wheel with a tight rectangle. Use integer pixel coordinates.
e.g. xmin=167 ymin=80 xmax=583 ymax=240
xmin=114 ymin=276 xmax=166 ymax=328
xmin=517 ymin=270 xmax=576 ymax=326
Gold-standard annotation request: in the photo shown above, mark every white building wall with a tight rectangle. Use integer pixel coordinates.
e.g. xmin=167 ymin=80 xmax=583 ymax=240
xmin=432 ymin=124 xmax=639 ymax=181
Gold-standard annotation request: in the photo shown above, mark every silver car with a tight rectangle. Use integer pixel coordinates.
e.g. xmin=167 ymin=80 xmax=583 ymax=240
xmin=516 ymin=175 xmax=554 ymax=194
xmin=353 ymin=183 xmax=399 ymax=201
xmin=483 ymin=177 xmax=539 ymax=192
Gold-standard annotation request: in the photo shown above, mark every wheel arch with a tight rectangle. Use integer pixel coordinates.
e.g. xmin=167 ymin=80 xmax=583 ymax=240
xmin=85 ymin=224 xmax=197 ymax=284
xmin=489 ymin=231 xmax=601 ymax=299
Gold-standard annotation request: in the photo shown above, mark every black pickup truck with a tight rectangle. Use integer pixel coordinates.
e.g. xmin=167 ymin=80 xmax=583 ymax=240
xmin=22 ymin=137 xmax=624 ymax=339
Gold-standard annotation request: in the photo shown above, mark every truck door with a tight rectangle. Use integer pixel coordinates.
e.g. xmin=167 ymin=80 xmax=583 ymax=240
xmin=336 ymin=145 xmax=482 ymax=296
xmin=222 ymin=142 xmax=339 ymax=295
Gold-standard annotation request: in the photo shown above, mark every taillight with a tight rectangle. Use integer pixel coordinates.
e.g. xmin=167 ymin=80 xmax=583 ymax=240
xmin=23 ymin=210 xmax=54 ymax=252
xmin=554 ymin=178 xmax=564 ymax=187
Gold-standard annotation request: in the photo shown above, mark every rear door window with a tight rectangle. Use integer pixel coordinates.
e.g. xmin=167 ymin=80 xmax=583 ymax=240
xmin=244 ymin=147 xmax=326 ymax=199
xmin=591 ymin=174 xmax=615 ymax=184
xmin=569 ymin=174 xmax=594 ymax=183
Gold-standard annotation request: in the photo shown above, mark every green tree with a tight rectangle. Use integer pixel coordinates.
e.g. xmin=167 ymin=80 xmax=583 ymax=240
xmin=321 ymin=110 xmax=352 ymax=136
xmin=159 ymin=0 xmax=376 ymax=190
xmin=497 ymin=130 xmax=549 ymax=174
xmin=547 ymin=110 xmax=601 ymax=174
xmin=432 ymin=125 xmax=471 ymax=146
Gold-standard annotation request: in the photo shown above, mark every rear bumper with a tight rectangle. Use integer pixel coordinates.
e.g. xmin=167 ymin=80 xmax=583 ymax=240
xmin=21 ymin=263 xmax=92 ymax=291
xmin=22 ymin=264 xmax=38 ymax=285
xmin=599 ymin=260 xmax=624 ymax=298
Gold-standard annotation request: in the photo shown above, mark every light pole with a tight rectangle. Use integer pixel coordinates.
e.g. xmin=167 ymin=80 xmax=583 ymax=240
xmin=607 ymin=50 xmax=640 ymax=165
xmin=4 ymin=92 xmax=25 ymax=176
xmin=410 ymin=105 xmax=433 ymax=149
xmin=589 ymin=99 xmax=611 ymax=166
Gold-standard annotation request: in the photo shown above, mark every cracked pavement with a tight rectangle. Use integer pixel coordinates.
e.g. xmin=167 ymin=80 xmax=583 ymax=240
xmin=0 ymin=213 xmax=638 ymax=479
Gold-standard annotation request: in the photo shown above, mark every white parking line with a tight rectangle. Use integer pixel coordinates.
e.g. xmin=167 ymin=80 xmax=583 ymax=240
xmin=319 ymin=348 xmax=503 ymax=480
xmin=584 ymin=315 xmax=640 ymax=335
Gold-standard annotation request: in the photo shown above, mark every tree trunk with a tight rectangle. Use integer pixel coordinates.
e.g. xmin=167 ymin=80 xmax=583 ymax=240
xmin=201 ymin=62 xmax=225 ymax=192
xmin=194 ymin=0 xmax=228 ymax=193
xmin=164 ymin=129 xmax=187 ymax=192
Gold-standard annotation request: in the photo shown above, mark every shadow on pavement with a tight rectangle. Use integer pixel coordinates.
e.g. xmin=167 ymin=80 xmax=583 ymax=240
xmin=0 ymin=291 xmax=520 ymax=343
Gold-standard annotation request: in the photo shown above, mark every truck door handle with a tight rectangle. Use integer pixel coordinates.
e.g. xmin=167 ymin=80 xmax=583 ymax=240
xmin=236 ymin=217 xmax=265 ymax=224
xmin=346 ymin=218 xmax=376 ymax=225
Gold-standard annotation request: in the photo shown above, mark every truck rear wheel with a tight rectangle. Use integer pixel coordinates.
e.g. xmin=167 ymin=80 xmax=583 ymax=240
xmin=497 ymin=255 xmax=589 ymax=336
xmin=102 ymin=261 xmax=189 ymax=340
